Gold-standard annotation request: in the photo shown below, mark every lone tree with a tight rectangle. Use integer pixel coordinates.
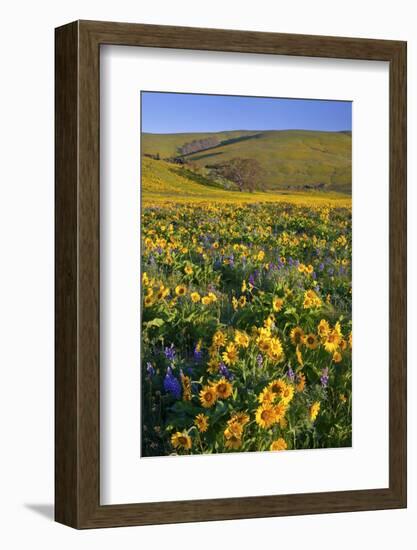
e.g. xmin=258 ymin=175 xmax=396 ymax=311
xmin=218 ymin=157 xmax=264 ymax=192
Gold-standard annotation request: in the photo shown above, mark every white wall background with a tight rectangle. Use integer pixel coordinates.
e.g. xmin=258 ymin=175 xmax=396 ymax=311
xmin=0 ymin=0 xmax=415 ymax=547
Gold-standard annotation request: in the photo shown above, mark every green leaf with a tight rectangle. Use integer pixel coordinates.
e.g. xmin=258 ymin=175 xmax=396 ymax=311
xmin=144 ymin=318 xmax=165 ymax=328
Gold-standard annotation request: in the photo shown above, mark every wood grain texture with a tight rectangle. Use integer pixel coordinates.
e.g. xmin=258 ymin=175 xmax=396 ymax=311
xmin=55 ymin=20 xmax=407 ymax=529
xmin=55 ymin=21 xmax=79 ymax=527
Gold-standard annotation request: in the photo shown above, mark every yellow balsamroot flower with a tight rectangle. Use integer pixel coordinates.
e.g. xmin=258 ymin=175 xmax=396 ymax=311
xmin=238 ymin=295 xmax=247 ymax=308
xmin=190 ymin=291 xmax=201 ymax=303
xmin=199 ymin=385 xmax=217 ymax=408
xmin=146 ymin=287 xmax=154 ymax=298
xmin=207 ymin=357 xmax=220 ymax=374
xmin=267 ymin=337 xmax=284 ymax=362
xmin=290 ymin=326 xmax=305 ymax=346
xmin=303 ymin=289 xmax=322 ymax=309
xmin=181 ymin=373 xmax=192 ymax=401
xmin=142 ymin=272 xmax=150 ymax=286
xmin=228 ymin=411 xmax=250 ymax=427
xmin=184 ymin=264 xmax=193 ymax=275
xmin=272 ymin=296 xmax=284 ymax=312
xmin=144 ymin=237 xmax=155 ymax=251
xmin=214 ymin=378 xmax=233 ymax=400
xmin=212 ymin=330 xmax=227 ymax=348
xmin=255 ymin=403 xmax=277 ymax=429
xmin=310 ymin=401 xmax=321 ymax=422
xmin=339 ymin=393 xmax=347 ymax=403
xmin=336 ymin=234 xmax=347 ymax=247
xmin=334 ymin=321 xmax=343 ymax=337
xmin=224 ymin=421 xmax=243 ymax=439
xmin=202 ymin=295 xmax=211 ymax=305
xmin=175 ymin=284 xmax=187 ymax=297
xmin=258 ymin=386 xmax=275 ymax=404
xmin=297 ymin=263 xmax=306 ymax=273
xmin=144 ymin=295 xmax=154 ymax=308
xmin=268 ymin=379 xmax=286 ymax=398
xmin=257 ymin=325 xmax=271 ymax=339
xmin=304 ymin=333 xmax=319 ymax=350
xmin=224 ymin=419 xmax=243 ymax=449
xmin=339 ymin=338 xmax=348 ymax=351
xmin=333 ymin=350 xmax=342 ymax=363
xmin=270 ymin=438 xmax=287 ymax=451
xmin=194 ymin=413 xmax=209 ymax=433
xmin=257 ymin=337 xmax=271 ymax=354
xmin=156 ymin=285 xmax=170 ymax=300
xmin=232 ymin=296 xmax=239 ymax=311
xmin=257 ymin=250 xmax=265 ymax=262
xmin=264 ymin=315 xmax=275 ymax=330
xmin=295 ymin=373 xmax=306 ymax=393
xmin=280 ymin=383 xmax=294 ymax=405
xmin=241 ymin=280 xmax=247 ymax=293
xmin=208 ymin=344 xmax=218 ymax=358
xmin=207 ymin=292 xmax=217 ymax=303
xmin=324 ymin=330 xmax=341 ymax=353
xmin=224 ymin=433 xmax=242 ymax=450
xmin=171 ymin=431 xmax=192 ymax=451
xmin=234 ymin=330 xmax=250 ymax=348
xmin=305 ymin=264 xmax=314 ymax=275
xmin=222 ymin=342 xmax=238 ymax=366
xmin=317 ymin=319 xmax=330 ymax=338
xmin=273 ymin=401 xmax=288 ymax=422
xmin=284 ymin=287 xmax=293 ymax=298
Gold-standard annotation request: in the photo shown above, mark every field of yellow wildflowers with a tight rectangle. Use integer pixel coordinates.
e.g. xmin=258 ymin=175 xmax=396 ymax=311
xmin=141 ymin=201 xmax=352 ymax=456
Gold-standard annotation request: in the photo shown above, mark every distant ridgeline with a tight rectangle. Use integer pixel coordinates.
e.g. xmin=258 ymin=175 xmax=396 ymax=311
xmin=142 ymin=129 xmax=352 ymax=194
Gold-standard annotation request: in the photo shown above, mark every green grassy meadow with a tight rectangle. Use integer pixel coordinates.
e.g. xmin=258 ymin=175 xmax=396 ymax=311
xmin=142 ymin=157 xmax=351 ymax=207
xmin=142 ymin=129 xmax=352 ymax=194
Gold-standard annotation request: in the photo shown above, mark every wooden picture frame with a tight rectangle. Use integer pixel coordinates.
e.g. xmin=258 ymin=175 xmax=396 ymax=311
xmin=55 ymin=20 xmax=407 ymax=529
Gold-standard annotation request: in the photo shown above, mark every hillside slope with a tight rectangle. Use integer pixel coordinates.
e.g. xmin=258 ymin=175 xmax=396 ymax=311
xmin=141 ymin=157 xmax=351 ymax=207
xmin=142 ymin=129 xmax=351 ymax=194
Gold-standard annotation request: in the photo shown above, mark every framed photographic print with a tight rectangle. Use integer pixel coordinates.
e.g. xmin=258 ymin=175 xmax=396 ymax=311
xmin=55 ymin=20 xmax=407 ymax=528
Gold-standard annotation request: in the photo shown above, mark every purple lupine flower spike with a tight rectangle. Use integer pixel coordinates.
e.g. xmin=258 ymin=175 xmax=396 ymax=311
xmin=320 ymin=367 xmax=329 ymax=387
xmin=219 ymin=362 xmax=233 ymax=380
xmin=163 ymin=366 xmax=181 ymax=399
xmin=146 ymin=362 xmax=155 ymax=377
xmin=164 ymin=343 xmax=176 ymax=362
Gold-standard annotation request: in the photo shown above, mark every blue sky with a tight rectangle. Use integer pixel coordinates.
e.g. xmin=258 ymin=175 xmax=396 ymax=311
xmin=141 ymin=91 xmax=352 ymax=134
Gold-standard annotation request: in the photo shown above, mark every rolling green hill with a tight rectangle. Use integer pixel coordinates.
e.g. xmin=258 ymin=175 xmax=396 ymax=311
xmin=142 ymin=129 xmax=351 ymax=194
xmin=141 ymin=156 xmax=351 ymax=207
